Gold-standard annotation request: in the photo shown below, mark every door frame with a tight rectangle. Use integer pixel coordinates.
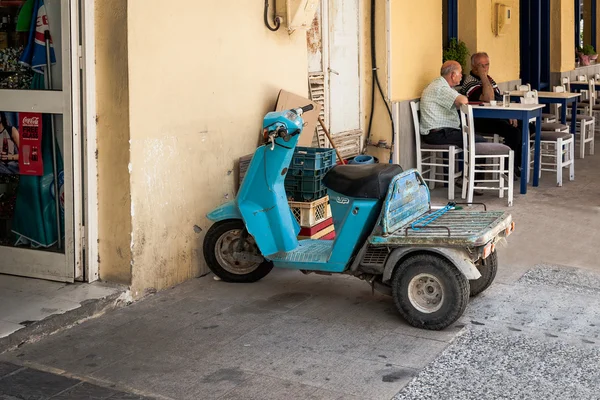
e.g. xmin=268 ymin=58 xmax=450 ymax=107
xmin=80 ymin=0 xmax=99 ymax=282
xmin=0 ymin=0 xmax=98 ymax=283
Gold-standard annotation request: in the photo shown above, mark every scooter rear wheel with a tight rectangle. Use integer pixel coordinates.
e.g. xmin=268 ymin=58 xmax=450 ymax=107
xmin=391 ymin=254 xmax=469 ymax=330
xmin=203 ymin=219 xmax=273 ymax=283
xmin=469 ymin=251 xmax=498 ymax=296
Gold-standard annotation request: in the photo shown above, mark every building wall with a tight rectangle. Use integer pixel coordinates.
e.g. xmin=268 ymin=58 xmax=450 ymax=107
xmin=459 ymin=0 xmax=520 ymax=83
xmin=389 ymin=0 xmax=443 ymax=101
xmin=95 ymin=0 xmax=132 ymax=284
xmin=126 ymin=1 xmax=309 ymax=296
xmin=551 ymin=0 xmax=575 ymax=72
xmin=458 ymin=0 xmax=478 ymax=67
xmin=476 ymin=0 xmax=520 ymax=83
xmin=361 ymin=0 xmax=397 ymax=165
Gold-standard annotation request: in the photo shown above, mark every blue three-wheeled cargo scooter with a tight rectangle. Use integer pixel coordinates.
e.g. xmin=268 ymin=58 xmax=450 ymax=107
xmin=203 ymin=105 xmax=514 ymax=330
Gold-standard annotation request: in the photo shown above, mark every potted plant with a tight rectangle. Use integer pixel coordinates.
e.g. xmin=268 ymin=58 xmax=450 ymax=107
xmin=583 ymin=44 xmax=598 ymax=61
xmin=443 ymin=38 xmax=470 ymax=72
xmin=577 ymin=47 xmax=589 ymax=66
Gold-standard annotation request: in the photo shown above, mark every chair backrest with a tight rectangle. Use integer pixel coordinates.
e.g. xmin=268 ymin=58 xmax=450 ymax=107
xmin=459 ymin=104 xmax=476 ymax=164
xmin=553 ymin=85 xmax=566 ymax=93
xmin=516 ymin=84 xmax=531 ymax=91
xmin=561 ymin=76 xmax=571 ymax=92
xmin=410 ymin=100 xmax=422 ymax=155
xmin=520 ymin=90 xmax=538 ymax=104
xmin=578 ymin=75 xmax=587 ymax=82
xmin=589 ymin=79 xmax=596 ymax=106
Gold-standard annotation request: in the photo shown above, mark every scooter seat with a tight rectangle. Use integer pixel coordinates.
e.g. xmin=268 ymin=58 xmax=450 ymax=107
xmin=322 ymin=164 xmax=403 ymax=200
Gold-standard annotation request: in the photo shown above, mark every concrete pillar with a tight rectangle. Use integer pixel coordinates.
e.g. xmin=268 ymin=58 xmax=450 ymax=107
xmin=551 ymin=0 xmax=575 ymax=72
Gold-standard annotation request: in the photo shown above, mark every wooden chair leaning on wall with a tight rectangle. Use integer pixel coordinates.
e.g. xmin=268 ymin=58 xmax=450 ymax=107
xmin=459 ymin=104 xmax=514 ymax=207
xmin=410 ymin=101 xmax=462 ymax=200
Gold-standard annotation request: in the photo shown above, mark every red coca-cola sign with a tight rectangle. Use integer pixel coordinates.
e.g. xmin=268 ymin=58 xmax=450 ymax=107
xmin=18 ymin=112 xmax=43 ymax=176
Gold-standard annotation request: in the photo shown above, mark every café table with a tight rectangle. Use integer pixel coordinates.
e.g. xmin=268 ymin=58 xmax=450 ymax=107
xmin=508 ymin=90 xmax=580 ymax=135
xmin=568 ymin=80 xmax=591 ymax=94
xmin=471 ymin=103 xmax=545 ymax=195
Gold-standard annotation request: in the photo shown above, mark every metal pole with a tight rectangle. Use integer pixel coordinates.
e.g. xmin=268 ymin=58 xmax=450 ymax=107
xmin=45 ymin=30 xmax=62 ymax=250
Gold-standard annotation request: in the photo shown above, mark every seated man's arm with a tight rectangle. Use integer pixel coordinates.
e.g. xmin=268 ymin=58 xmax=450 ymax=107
xmin=479 ymin=76 xmax=495 ymax=102
xmin=454 ymin=94 xmax=468 ymax=108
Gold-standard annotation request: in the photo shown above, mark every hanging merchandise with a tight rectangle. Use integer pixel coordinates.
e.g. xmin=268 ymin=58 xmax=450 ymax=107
xmin=11 ymin=0 xmax=63 ymax=249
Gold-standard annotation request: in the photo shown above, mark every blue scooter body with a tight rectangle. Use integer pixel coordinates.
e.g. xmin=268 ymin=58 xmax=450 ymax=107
xmin=207 ymin=108 xmax=382 ymax=273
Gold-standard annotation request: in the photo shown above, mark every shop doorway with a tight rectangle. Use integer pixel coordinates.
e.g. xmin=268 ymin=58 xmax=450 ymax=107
xmin=0 ymin=0 xmax=84 ymax=282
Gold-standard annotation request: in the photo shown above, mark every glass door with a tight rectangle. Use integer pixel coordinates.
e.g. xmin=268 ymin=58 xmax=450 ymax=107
xmin=0 ymin=0 xmax=77 ymax=282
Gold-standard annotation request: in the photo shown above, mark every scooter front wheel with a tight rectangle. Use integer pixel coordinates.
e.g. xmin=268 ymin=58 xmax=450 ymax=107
xmin=203 ymin=219 xmax=273 ymax=283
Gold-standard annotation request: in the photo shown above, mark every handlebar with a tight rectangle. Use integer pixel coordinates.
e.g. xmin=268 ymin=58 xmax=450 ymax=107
xmin=301 ymin=104 xmax=314 ymax=113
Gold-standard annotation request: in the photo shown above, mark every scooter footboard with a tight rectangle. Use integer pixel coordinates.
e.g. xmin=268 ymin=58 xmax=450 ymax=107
xmin=380 ymin=169 xmax=430 ymax=235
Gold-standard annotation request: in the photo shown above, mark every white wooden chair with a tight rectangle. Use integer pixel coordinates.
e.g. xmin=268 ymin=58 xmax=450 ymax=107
xmin=459 ymin=104 xmax=514 ymax=207
xmin=410 ymin=101 xmax=463 ymax=200
xmin=521 ymin=91 xmax=575 ymax=186
xmin=516 ymin=84 xmax=556 ymax=122
xmin=522 ymin=91 xmax=569 ymax=132
xmin=558 ymin=84 xmax=595 ymax=158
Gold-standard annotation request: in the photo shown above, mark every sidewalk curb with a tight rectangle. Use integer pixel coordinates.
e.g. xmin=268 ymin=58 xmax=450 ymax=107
xmin=0 ymin=290 xmax=131 ymax=355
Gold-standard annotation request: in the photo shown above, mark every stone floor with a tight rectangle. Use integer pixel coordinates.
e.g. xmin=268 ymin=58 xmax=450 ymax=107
xmin=0 ymin=138 xmax=599 ymax=399
xmin=0 ymin=275 xmax=123 ymax=339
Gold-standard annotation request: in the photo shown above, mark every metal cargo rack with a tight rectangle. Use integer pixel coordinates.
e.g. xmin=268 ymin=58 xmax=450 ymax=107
xmin=372 ymin=206 xmax=512 ymax=248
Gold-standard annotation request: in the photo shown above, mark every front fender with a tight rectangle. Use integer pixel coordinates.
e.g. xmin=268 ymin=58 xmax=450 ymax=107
xmin=207 ymin=200 xmax=242 ymax=222
xmin=382 ymin=247 xmax=481 ymax=283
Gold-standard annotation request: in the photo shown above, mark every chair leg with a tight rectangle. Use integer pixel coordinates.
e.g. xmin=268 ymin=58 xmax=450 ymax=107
xmin=499 ymin=157 xmax=505 ymax=199
xmin=417 ymin=151 xmax=423 ymax=173
xmin=461 ymin=159 xmax=468 ymax=200
xmin=467 ymin=161 xmax=474 ymax=204
xmin=448 ymin=149 xmax=455 ymax=200
xmin=569 ymin=140 xmax=575 ymax=182
xmin=429 ymin=153 xmax=436 ymax=190
xmin=556 ymin=138 xmax=563 ymax=187
xmin=580 ymin=124 xmax=586 ymax=159
xmin=508 ymin=151 xmax=514 ymax=207
xmin=590 ymin=122 xmax=595 ymax=155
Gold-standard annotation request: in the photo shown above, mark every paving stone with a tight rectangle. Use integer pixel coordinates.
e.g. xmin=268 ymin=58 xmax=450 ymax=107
xmin=0 ymin=362 xmax=21 ymax=379
xmin=93 ymin=352 xmax=250 ymax=400
xmin=320 ymin=358 xmax=418 ymax=399
xmin=263 ymin=348 xmax=355 ymax=388
xmin=306 ymin=388 xmax=366 ymax=400
xmin=217 ymin=374 xmax=319 ymax=400
xmin=0 ymin=368 xmax=79 ymax=399
xmin=357 ymin=332 xmax=450 ymax=369
xmin=50 ymin=382 xmax=120 ymax=399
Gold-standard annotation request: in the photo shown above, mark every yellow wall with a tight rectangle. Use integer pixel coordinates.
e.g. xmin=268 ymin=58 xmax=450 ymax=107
xmin=389 ymin=0 xmax=443 ymax=101
xmin=361 ymin=0 xmax=395 ymax=162
xmin=459 ymin=0 xmax=520 ymax=83
xmin=551 ymin=0 xmax=575 ymax=72
xmin=95 ymin=0 xmax=132 ymax=284
xmin=458 ymin=0 xmax=478 ymax=70
xmin=477 ymin=0 xmax=520 ymax=82
xmin=126 ymin=1 xmax=309 ymax=295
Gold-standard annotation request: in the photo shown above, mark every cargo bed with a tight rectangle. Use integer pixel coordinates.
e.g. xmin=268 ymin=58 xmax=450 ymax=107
xmin=370 ymin=209 xmax=512 ymax=247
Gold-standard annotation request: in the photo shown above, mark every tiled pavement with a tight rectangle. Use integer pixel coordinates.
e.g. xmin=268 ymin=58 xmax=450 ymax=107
xmin=0 ymin=361 xmax=151 ymax=399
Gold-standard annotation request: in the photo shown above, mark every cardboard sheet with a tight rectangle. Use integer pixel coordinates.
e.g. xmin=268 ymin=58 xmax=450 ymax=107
xmin=275 ymin=90 xmax=322 ymax=147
